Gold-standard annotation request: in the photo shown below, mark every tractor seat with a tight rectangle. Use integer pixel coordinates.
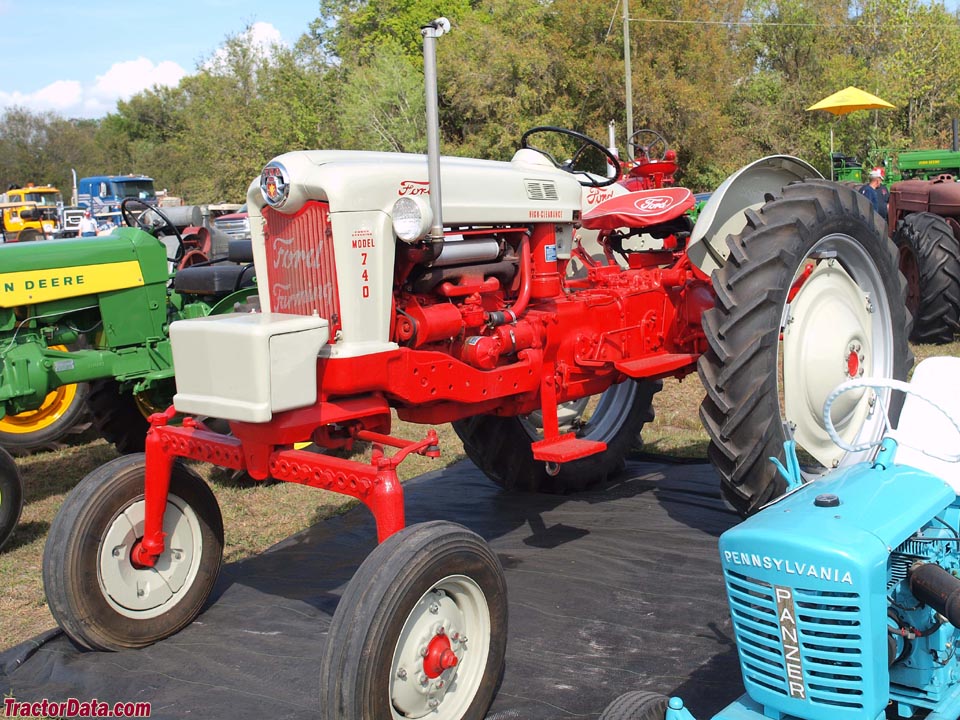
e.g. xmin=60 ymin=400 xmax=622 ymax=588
xmin=174 ymin=264 xmax=255 ymax=296
xmin=892 ymin=356 xmax=960 ymax=493
xmin=581 ymin=188 xmax=694 ymax=231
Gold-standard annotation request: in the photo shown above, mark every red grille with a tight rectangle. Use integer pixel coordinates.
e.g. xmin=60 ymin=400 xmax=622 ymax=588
xmin=262 ymin=202 xmax=341 ymax=334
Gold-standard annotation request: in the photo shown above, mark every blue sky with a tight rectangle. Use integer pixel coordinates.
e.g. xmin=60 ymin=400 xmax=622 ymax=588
xmin=0 ymin=0 xmax=319 ymax=119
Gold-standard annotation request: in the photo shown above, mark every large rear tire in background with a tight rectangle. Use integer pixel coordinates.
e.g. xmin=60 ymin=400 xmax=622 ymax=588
xmin=43 ymin=454 xmax=223 ymax=650
xmin=87 ymin=379 xmax=153 ymax=454
xmin=699 ymin=180 xmax=911 ymax=515
xmin=893 ymin=211 xmax=960 ymax=344
xmin=0 ymin=382 xmax=91 ymax=454
xmin=0 ymin=448 xmax=23 ymax=551
xmin=0 ymin=345 xmax=91 ymax=454
xmin=320 ymin=521 xmax=507 ymax=720
xmin=453 ymin=379 xmax=661 ymax=493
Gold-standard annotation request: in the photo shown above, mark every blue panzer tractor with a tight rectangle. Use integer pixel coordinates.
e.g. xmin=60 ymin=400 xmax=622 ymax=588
xmin=603 ymin=356 xmax=960 ymax=720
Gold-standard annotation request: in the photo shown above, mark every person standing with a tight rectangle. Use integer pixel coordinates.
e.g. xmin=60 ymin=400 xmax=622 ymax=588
xmin=78 ymin=210 xmax=98 ymax=237
xmin=859 ymin=167 xmax=888 ymax=220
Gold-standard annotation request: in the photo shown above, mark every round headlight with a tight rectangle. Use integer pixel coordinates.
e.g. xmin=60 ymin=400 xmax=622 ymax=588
xmin=260 ymin=161 xmax=290 ymax=208
xmin=392 ymin=196 xmax=433 ymax=243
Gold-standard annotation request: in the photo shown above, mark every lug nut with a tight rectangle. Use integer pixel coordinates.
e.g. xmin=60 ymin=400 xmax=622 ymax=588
xmin=429 ymin=602 xmax=439 ymax=614
xmin=397 ymin=668 xmax=407 ymax=680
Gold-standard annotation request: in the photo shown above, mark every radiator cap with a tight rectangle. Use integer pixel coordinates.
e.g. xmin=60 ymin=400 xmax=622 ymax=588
xmin=814 ymin=493 xmax=841 ymax=508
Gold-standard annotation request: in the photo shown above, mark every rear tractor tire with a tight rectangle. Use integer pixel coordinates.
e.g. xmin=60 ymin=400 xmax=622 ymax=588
xmin=893 ymin=211 xmax=960 ymax=344
xmin=453 ymin=379 xmax=661 ymax=493
xmin=87 ymin=379 xmax=158 ymax=454
xmin=320 ymin=521 xmax=507 ymax=720
xmin=699 ymin=180 xmax=911 ymax=515
xmin=0 ymin=448 xmax=24 ymax=551
xmin=43 ymin=454 xmax=223 ymax=650
xmin=0 ymin=346 xmax=92 ymax=454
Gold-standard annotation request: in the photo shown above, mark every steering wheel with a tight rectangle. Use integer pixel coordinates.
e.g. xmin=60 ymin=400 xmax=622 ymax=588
xmin=823 ymin=377 xmax=960 ymax=462
xmin=628 ymin=129 xmax=669 ymax=162
xmin=520 ymin=126 xmax=621 ymax=187
xmin=121 ymin=198 xmax=185 ymax=262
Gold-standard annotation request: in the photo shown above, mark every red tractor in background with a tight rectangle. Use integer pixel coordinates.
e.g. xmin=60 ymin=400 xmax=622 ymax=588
xmin=888 ymin=176 xmax=960 ymax=343
xmin=40 ymin=18 xmax=910 ymax=720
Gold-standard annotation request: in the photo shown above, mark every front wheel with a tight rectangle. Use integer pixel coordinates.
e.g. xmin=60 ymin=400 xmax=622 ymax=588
xmin=699 ymin=180 xmax=911 ymax=515
xmin=0 ymin=448 xmax=23 ymax=551
xmin=43 ymin=454 xmax=223 ymax=650
xmin=600 ymin=691 xmax=670 ymax=720
xmin=320 ymin=521 xmax=507 ymax=720
xmin=453 ymin=379 xmax=660 ymax=493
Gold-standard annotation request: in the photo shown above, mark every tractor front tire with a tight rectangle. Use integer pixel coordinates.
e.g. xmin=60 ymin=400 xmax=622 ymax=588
xmin=43 ymin=454 xmax=223 ymax=650
xmin=453 ymin=379 xmax=660 ymax=493
xmin=893 ymin=211 xmax=960 ymax=344
xmin=599 ymin=691 xmax=670 ymax=720
xmin=699 ymin=180 xmax=911 ymax=515
xmin=320 ymin=521 xmax=507 ymax=720
xmin=0 ymin=448 xmax=23 ymax=551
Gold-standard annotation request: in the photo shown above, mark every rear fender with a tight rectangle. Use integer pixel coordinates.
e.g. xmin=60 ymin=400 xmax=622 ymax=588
xmin=687 ymin=155 xmax=822 ymax=275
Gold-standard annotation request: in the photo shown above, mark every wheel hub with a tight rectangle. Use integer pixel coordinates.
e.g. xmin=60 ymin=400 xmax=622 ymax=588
xmin=98 ymin=495 xmax=202 ymax=619
xmin=783 ymin=258 xmax=874 ymax=467
xmin=423 ymin=633 xmax=459 ymax=678
xmin=391 ymin=575 xmax=489 ymax=719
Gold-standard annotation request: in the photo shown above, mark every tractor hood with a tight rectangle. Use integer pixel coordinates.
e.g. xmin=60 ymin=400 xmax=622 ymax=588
xmin=0 ymin=228 xmax=168 ymax=309
xmin=246 ymin=149 xmax=584 ymax=226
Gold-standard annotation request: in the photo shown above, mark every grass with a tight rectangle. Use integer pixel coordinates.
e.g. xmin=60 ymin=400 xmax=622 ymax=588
xmin=1 ymin=417 xmax=466 ymax=652
xmin=2 ymin=339 xmax=957 ymax=651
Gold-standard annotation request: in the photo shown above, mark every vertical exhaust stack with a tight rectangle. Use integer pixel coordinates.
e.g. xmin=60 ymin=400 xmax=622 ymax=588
xmin=953 ymin=118 xmax=958 ymax=153
xmin=421 ymin=17 xmax=450 ymax=243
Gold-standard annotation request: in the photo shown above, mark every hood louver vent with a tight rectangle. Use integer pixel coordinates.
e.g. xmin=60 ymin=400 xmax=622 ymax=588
xmin=526 ymin=181 xmax=559 ymax=201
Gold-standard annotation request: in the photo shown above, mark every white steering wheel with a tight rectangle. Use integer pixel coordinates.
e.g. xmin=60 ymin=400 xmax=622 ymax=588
xmin=823 ymin=377 xmax=960 ymax=463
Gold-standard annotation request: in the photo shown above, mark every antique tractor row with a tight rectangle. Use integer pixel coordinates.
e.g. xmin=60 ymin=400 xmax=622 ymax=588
xmin=38 ymin=19 xmax=910 ymax=720
xmin=602 ymin=356 xmax=960 ymax=720
xmin=0 ymin=203 xmax=255 ymax=548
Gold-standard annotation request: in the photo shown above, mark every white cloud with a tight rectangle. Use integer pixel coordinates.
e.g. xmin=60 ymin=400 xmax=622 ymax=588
xmin=0 ymin=81 xmax=83 ymax=113
xmin=0 ymin=58 xmax=186 ymax=119
xmin=91 ymin=58 xmax=187 ymax=101
xmin=206 ymin=21 xmax=287 ymax=70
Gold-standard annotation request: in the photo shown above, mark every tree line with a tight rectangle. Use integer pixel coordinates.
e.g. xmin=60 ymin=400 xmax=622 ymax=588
xmin=2 ymin=0 xmax=959 ymax=201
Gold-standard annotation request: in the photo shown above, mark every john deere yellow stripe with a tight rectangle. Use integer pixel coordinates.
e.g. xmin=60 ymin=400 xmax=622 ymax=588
xmin=0 ymin=261 xmax=144 ymax=307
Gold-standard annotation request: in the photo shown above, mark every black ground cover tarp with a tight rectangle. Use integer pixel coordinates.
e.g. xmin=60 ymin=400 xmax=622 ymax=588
xmin=1 ymin=457 xmax=745 ymax=719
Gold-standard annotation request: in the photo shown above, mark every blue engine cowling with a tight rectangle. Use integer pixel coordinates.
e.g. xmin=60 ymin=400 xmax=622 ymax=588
xmin=716 ymin=449 xmax=960 ymax=720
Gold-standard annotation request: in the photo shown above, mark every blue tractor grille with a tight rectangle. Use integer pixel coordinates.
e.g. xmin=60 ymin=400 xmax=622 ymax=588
xmin=725 ymin=569 xmax=866 ymax=711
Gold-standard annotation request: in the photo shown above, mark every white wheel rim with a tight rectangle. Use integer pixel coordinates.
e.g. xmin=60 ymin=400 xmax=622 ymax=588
xmin=98 ymin=493 xmax=203 ymax=620
xmin=781 ymin=233 xmax=894 ymax=471
xmin=390 ymin=575 xmax=491 ymax=719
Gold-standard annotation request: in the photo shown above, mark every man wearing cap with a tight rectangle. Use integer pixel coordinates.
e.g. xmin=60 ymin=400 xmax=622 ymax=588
xmin=78 ymin=210 xmax=98 ymax=237
xmin=859 ymin=167 xmax=888 ymax=221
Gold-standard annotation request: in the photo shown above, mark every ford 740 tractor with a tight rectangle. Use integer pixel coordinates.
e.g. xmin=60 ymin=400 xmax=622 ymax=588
xmin=601 ymin=356 xmax=960 ymax=720
xmin=41 ymin=18 xmax=910 ymax=720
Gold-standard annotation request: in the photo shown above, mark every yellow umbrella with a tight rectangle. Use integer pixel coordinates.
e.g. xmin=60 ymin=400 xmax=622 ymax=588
xmin=807 ymin=86 xmax=896 ymax=179
xmin=807 ymin=86 xmax=895 ymax=115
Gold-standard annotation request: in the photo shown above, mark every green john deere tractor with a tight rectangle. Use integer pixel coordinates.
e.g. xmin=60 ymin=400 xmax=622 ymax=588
xmin=0 ymin=200 xmax=255 ymax=549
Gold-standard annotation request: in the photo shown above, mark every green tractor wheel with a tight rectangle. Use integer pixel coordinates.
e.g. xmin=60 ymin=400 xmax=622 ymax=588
xmin=0 ymin=346 xmax=92 ymax=454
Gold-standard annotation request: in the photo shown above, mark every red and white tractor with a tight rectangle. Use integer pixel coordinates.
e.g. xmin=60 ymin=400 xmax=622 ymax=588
xmin=42 ymin=18 xmax=910 ymax=720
